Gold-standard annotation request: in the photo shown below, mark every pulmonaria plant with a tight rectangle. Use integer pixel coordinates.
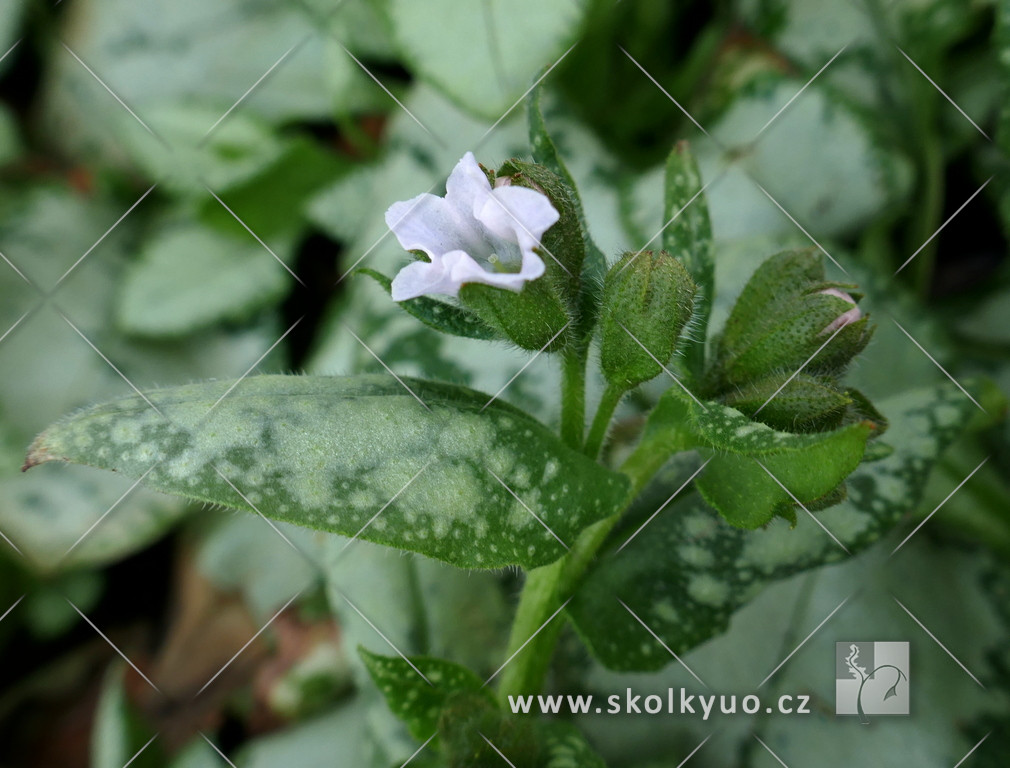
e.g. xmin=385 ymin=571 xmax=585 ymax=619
xmin=24 ymin=94 xmax=925 ymax=766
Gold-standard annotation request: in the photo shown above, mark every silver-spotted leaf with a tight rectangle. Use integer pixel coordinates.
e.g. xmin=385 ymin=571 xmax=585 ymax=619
xmin=24 ymin=375 xmax=629 ymax=570
xmin=359 ymin=648 xmax=492 ymax=742
xmin=570 ymin=381 xmax=983 ymax=670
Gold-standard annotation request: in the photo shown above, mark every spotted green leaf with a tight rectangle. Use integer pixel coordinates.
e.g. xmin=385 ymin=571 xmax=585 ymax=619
xmin=662 ymin=141 xmax=713 ymax=377
xmin=360 ymin=648 xmax=492 ymax=742
xmin=357 ymin=268 xmax=500 ymax=341
xmin=25 ymin=375 xmax=629 ymax=570
xmin=570 ymin=381 xmax=983 ymax=671
xmin=622 ymin=389 xmax=875 ymax=527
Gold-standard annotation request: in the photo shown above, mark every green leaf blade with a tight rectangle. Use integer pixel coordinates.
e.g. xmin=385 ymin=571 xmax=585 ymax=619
xmin=25 ymin=375 xmax=629 ymax=570
xmin=359 ymin=648 xmax=492 ymax=742
xmin=571 ymin=381 xmax=986 ymax=671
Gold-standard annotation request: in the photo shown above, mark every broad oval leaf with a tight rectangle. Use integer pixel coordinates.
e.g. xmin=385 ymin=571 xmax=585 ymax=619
xmin=24 ymin=375 xmax=629 ymax=570
xmin=570 ymin=381 xmax=987 ymax=671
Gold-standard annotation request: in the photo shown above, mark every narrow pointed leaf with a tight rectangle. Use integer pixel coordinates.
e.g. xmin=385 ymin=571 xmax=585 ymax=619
xmin=24 ymin=375 xmax=629 ymax=570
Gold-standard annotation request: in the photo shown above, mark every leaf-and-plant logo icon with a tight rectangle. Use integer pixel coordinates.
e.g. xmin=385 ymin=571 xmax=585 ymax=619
xmin=836 ymin=642 xmax=910 ymax=720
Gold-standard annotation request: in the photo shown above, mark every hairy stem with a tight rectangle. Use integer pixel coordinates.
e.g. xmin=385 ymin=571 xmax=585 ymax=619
xmin=583 ymin=383 xmax=625 ymax=459
xmin=560 ymin=345 xmax=588 ymax=449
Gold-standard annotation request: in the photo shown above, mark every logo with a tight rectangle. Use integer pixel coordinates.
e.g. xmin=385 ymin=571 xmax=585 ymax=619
xmin=835 ymin=642 xmax=909 ymax=721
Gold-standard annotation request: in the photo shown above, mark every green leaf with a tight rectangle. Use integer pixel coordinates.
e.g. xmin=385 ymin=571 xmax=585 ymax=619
xmin=25 ymin=375 xmax=630 ymax=569
xmin=360 ymin=648 xmax=493 ymax=742
xmin=357 ymin=269 xmax=500 ymax=341
xmin=386 ymin=0 xmax=585 ymax=119
xmin=91 ymin=664 xmax=162 ymax=768
xmin=117 ymin=223 xmax=290 ymax=338
xmin=542 ymin=722 xmax=608 ymax=767
xmin=622 ymin=389 xmax=875 ymax=526
xmin=662 ymin=141 xmax=713 ymax=377
xmin=570 ymin=381 xmax=987 ymax=671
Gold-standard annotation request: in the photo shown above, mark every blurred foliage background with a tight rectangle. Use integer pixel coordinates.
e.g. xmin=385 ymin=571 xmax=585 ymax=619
xmin=0 ymin=0 xmax=1008 ymax=766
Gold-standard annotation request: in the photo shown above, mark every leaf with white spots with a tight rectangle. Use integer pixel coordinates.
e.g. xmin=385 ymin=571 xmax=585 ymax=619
xmin=570 ymin=381 xmax=984 ymax=671
xmin=24 ymin=375 xmax=630 ymax=570
xmin=359 ymin=648 xmax=492 ymax=743
xmin=622 ymin=389 xmax=876 ymax=528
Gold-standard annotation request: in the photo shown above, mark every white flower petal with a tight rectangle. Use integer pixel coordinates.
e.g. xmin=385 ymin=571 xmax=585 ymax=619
xmin=390 ymin=257 xmax=454 ymax=300
xmin=477 ymin=186 xmax=560 ymax=247
xmin=385 ymin=193 xmax=487 ymax=260
xmin=447 ymin=250 xmax=545 ymax=293
xmin=445 ymin=152 xmax=493 ymax=217
xmin=818 ymin=288 xmax=862 ymax=334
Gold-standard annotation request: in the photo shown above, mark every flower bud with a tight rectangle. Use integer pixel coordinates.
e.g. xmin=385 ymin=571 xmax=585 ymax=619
xmin=708 ymin=250 xmax=872 ymax=391
xmin=599 ymin=250 xmax=697 ymax=389
xmin=722 ymin=373 xmax=852 ymax=432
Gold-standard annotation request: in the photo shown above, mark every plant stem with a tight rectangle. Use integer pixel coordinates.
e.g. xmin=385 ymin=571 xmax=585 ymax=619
xmin=583 ymin=383 xmax=625 ymax=459
xmin=560 ymin=345 xmax=588 ymax=449
xmin=496 ymin=514 xmax=623 ymax=703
